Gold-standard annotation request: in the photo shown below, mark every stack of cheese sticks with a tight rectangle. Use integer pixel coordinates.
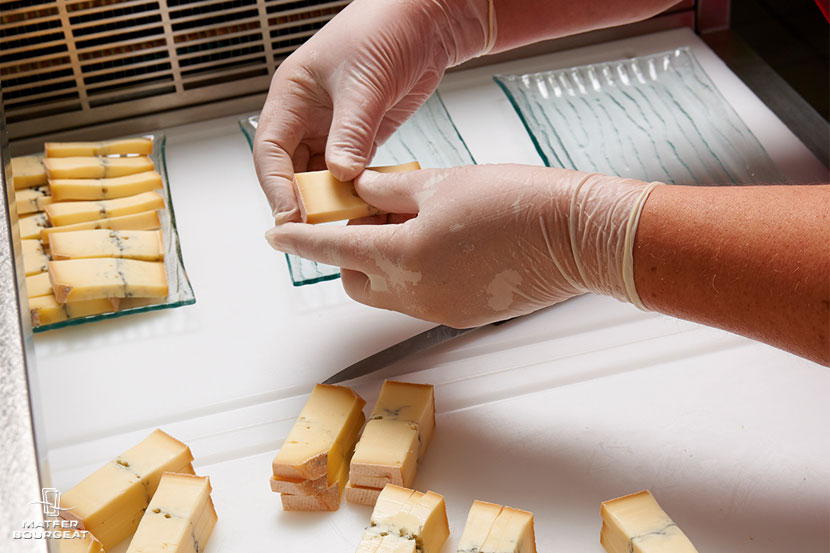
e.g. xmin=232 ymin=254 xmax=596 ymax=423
xmin=13 ymin=137 xmax=170 ymax=328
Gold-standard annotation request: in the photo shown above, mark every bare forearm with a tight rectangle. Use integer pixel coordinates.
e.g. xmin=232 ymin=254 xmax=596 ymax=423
xmin=491 ymin=0 xmax=679 ymax=53
xmin=634 ymin=184 xmax=830 ymax=365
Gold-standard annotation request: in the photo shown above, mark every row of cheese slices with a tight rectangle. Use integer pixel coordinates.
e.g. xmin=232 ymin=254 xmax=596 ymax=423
xmin=12 ymin=138 xmax=171 ymax=327
xmin=51 ymin=429 xmax=216 ymax=553
xmin=270 ymin=381 xmax=435 ymax=511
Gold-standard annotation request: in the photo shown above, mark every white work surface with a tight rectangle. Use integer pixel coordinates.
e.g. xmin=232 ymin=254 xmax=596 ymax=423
xmin=33 ymin=28 xmax=828 ymax=552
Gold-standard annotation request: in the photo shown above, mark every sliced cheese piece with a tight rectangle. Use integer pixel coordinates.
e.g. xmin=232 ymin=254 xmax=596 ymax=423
xmin=272 ymin=384 xmax=365 ymax=481
xmin=21 ymin=238 xmax=43 ymax=254
xmin=355 ymin=531 xmax=384 ymax=553
xmin=16 ymin=186 xmax=52 ymax=214
xmin=26 ymin=272 xmax=53 ymax=298
xmin=50 ymin=171 xmax=162 ymax=201
xmin=457 ymin=501 xmax=503 ymax=553
xmin=125 ymin=473 xmax=217 ymax=553
xmin=49 ymin=258 xmax=168 ymax=302
xmin=45 ymin=191 xmax=164 ymax=226
xmin=370 ymin=380 xmax=435 ymax=456
xmin=11 ymin=155 xmax=47 ymax=189
xmin=294 ymin=161 xmax=420 ymax=224
xmin=280 ymin=456 xmax=349 ymax=512
xmin=19 ymin=213 xmax=50 ymax=240
xmin=50 ymin=229 xmax=164 ymax=261
xmin=44 ymin=156 xmax=154 ymax=179
xmin=344 ymin=481 xmax=383 ymax=507
xmin=359 ymin=485 xmax=449 ymax=553
xmin=59 ymin=429 xmax=194 ymax=550
xmin=600 ymin=490 xmax=699 ymax=553
xmin=46 ymin=137 xmax=153 ymax=157
xmin=350 ymin=419 xmax=419 ymax=489
xmin=51 ymin=533 xmax=105 ymax=553
xmin=29 ymin=294 xmax=118 ymax=327
xmin=24 ymin=248 xmax=49 ymax=276
xmin=269 ymin=473 xmax=328 ymax=496
xmin=377 ymin=534 xmax=417 ymax=553
xmin=479 ymin=506 xmax=536 ymax=553
xmin=41 ymin=210 xmax=161 ymax=245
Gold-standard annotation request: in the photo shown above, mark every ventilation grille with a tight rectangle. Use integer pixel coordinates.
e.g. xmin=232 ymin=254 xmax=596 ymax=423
xmin=0 ymin=0 xmax=350 ymax=140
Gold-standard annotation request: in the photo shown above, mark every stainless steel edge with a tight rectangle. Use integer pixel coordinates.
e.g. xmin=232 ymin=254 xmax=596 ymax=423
xmin=0 ymin=89 xmax=50 ymax=553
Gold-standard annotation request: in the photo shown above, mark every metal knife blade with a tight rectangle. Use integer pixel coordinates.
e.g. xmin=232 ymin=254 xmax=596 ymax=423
xmin=322 ymin=325 xmax=474 ymax=384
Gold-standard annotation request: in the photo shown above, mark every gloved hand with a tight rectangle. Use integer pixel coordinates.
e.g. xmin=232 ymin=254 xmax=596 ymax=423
xmin=265 ymin=165 xmax=660 ymax=327
xmin=254 ymin=0 xmax=495 ymax=223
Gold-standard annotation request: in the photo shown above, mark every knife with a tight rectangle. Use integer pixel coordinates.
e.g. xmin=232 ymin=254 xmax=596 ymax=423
xmin=322 ymin=320 xmax=511 ymax=384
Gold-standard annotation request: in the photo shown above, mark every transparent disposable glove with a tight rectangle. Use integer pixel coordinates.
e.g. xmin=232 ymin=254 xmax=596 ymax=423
xmin=265 ymin=165 xmax=660 ymax=327
xmin=253 ymin=0 xmax=494 ymax=223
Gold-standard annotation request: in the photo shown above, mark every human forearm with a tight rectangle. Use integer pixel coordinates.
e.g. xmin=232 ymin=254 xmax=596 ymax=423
xmin=634 ymin=184 xmax=830 ymax=365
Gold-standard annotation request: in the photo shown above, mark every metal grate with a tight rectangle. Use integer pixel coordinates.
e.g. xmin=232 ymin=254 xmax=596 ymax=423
xmin=0 ymin=0 xmax=349 ymax=146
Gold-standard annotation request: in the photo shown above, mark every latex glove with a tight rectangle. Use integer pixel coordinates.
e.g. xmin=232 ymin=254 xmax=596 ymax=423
xmin=265 ymin=165 xmax=659 ymax=327
xmin=254 ymin=0 xmax=494 ymax=223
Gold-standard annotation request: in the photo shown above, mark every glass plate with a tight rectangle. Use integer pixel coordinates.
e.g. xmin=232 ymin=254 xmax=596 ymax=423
xmin=34 ymin=133 xmax=196 ymax=332
xmin=239 ymin=91 xmax=476 ymax=286
xmin=494 ymin=47 xmax=784 ymax=185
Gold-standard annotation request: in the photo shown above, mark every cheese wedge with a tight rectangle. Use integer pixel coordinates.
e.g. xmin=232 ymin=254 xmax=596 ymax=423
xmin=46 ymin=137 xmax=153 ymax=157
xmin=59 ymin=429 xmax=194 ymax=550
xmin=45 ymin=191 xmax=164 ymax=226
xmin=358 ymin=484 xmax=449 ymax=553
xmin=16 ymin=186 xmax=52 ymax=214
xmin=458 ymin=501 xmax=503 ymax=552
xmin=280 ymin=456 xmax=349 ymax=511
xmin=294 ymin=161 xmax=420 ymax=224
xmin=125 ymin=473 xmax=217 ymax=553
xmin=41 ymin=210 xmax=161 ymax=245
xmin=479 ymin=507 xmax=536 ymax=553
xmin=344 ymin=481 xmax=383 ymax=507
xmin=272 ymin=384 xmax=365 ymax=481
xmin=11 ymin=155 xmax=47 ymax=189
xmin=600 ymin=491 xmax=699 ymax=553
xmin=50 ymin=171 xmax=162 ymax=201
xmin=19 ymin=213 xmax=50 ymax=240
xmin=51 ymin=533 xmax=105 ymax=553
xmin=350 ymin=381 xmax=435 ymax=496
xmin=23 ymin=248 xmax=49 ymax=276
xmin=44 ymin=156 xmax=154 ymax=179
xmin=49 ymin=258 xmax=168 ymax=302
xmin=50 ymin=229 xmax=164 ymax=261
xmin=26 ymin=272 xmax=53 ymax=298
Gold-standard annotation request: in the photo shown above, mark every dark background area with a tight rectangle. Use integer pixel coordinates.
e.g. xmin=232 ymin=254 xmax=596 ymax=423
xmin=731 ymin=0 xmax=829 ymax=119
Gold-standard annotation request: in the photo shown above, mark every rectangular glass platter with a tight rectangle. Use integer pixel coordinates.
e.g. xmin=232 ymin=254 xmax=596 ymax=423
xmin=33 ymin=133 xmax=195 ymax=332
xmin=494 ymin=47 xmax=785 ymax=185
xmin=239 ymin=91 xmax=476 ymax=286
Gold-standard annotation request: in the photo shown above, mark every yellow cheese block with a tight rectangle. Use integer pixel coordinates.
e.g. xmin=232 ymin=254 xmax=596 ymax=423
xmin=51 ymin=533 xmax=105 ymax=553
xmin=272 ymin=384 xmax=366 ymax=481
xmin=26 ymin=272 xmax=53 ymax=298
xmin=458 ymin=500 xmax=503 ymax=552
xmin=41 ymin=210 xmax=161 ymax=245
xmin=344 ymin=481 xmax=382 ymax=507
xmin=19 ymin=213 xmax=50 ymax=240
xmin=44 ymin=156 xmax=154 ymax=179
xmin=355 ymin=531 xmax=385 ymax=553
xmin=45 ymin=190 xmax=163 ymax=226
xmin=23 ymin=248 xmax=49 ymax=276
xmin=59 ymin=429 xmax=194 ymax=550
xmin=378 ymin=535 xmax=417 ymax=553
xmin=600 ymin=491 xmax=699 ymax=553
xmin=294 ymin=161 xmax=420 ymax=224
xmin=21 ymin=238 xmax=43 ymax=254
xmin=350 ymin=419 xmax=419 ymax=489
xmin=50 ymin=171 xmax=162 ymax=201
xmin=11 ymin=155 xmax=47 ymax=189
xmin=125 ymin=473 xmax=217 ymax=553
xmin=50 ymin=229 xmax=164 ymax=261
xmin=358 ymin=484 xmax=449 ymax=553
xmin=280 ymin=456 xmax=349 ymax=512
xmin=29 ymin=294 xmax=117 ymax=326
xmin=479 ymin=506 xmax=537 ymax=553
xmin=16 ymin=186 xmax=52 ymax=214
xmin=49 ymin=258 xmax=168 ymax=303
xmin=46 ymin=137 xmax=153 ymax=157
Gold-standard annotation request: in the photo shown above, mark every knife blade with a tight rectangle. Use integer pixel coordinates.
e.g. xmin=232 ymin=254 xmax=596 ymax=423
xmin=322 ymin=325 xmax=474 ymax=384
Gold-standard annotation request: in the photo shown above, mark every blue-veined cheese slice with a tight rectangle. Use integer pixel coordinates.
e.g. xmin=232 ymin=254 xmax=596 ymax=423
xmin=600 ymin=490 xmax=699 ymax=553
xmin=50 ymin=171 xmax=162 ymax=201
xmin=45 ymin=191 xmax=164 ymax=226
xmin=44 ymin=156 xmax=154 ymax=179
xmin=46 ymin=138 xmax=152 ymax=158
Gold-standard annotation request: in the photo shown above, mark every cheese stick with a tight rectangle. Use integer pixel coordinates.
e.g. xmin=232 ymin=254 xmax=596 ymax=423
xmin=44 ymin=191 xmax=164 ymax=226
xmin=50 ymin=229 xmax=164 ymax=261
xmin=44 ymin=156 xmax=154 ymax=179
xmin=11 ymin=155 xmax=47 ymax=189
xmin=26 ymin=272 xmax=53 ymax=298
xmin=16 ymin=186 xmax=52 ymax=214
xmin=50 ymin=171 xmax=162 ymax=201
xmin=41 ymin=210 xmax=161 ymax=245
xmin=19 ymin=213 xmax=50 ymax=240
xmin=45 ymin=137 xmax=152 ymax=157
xmin=49 ymin=258 xmax=168 ymax=303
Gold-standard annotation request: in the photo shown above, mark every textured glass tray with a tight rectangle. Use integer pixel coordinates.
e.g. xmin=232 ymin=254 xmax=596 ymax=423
xmin=240 ymin=91 xmax=476 ymax=286
xmin=34 ymin=133 xmax=195 ymax=332
xmin=494 ymin=47 xmax=784 ymax=185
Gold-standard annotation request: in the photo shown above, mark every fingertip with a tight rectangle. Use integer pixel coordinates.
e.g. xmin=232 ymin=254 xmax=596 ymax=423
xmin=326 ymin=150 xmax=366 ymax=182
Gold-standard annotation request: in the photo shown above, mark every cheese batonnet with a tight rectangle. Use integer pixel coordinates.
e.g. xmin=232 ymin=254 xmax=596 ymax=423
xmin=50 ymin=229 xmax=164 ymax=261
xmin=44 ymin=156 xmax=154 ymax=179
xmin=45 ymin=191 xmax=164 ymax=226
xmin=16 ymin=186 xmax=52 ymax=214
xmin=46 ymin=137 xmax=152 ymax=157
xmin=26 ymin=272 xmax=53 ymax=298
xmin=41 ymin=210 xmax=161 ymax=245
xmin=23 ymin=248 xmax=49 ymax=276
xmin=11 ymin=155 xmax=47 ymax=189
xmin=50 ymin=171 xmax=162 ymax=201
xmin=19 ymin=213 xmax=50 ymax=240
xmin=48 ymin=258 xmax=168 ymax=303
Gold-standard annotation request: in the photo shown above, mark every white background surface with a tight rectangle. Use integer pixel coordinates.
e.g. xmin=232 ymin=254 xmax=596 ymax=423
xmin=30 ymin=29 xmax=828 ymax=552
